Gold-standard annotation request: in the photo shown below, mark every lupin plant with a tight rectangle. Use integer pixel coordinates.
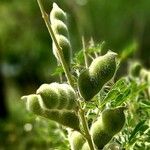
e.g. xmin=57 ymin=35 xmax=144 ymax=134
xmin=22 ymin=1 xmax=150 ymax=150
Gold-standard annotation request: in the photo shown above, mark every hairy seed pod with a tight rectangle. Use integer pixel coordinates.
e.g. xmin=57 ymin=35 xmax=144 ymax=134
xmin=51 ymin=20 xmax=69 ymax=37
xmin=129 ymin=61 xmax=142 ymax=77
xmin=22 ymin=94 xmax=44 ymax=116
xmin=81 ymin=142 xmax=90 ymax=150
xmin=101 ymin=107 xmax=126 ymax=135
xmin=91 ymin=107 xmax=126 ymax=149
xmin=78 ymin=51 xmax=117 ymax=101
xmin=41 ymin=109 xmax=80 ymax=131
xmin=50 ymin=3 xmax=67 ymax=23
xmin=51 ymin=83 xmax=68 ymax=109
xmin=60 ymin=84 xmax=77 ymax=110
xmin=50 ymin=3 xmax=72 ymax=67
xmin=78 ymin=69 xmax=97 ymax=101
xmin=103 ymin=142 xmax=122 ymax=150
xmin=89 ymin=51 xmax=117 ymax=85
xmin=60 ymin=110 xmax=80 ymax=131
xmin=69 ymin=131 xmax=85 ymax=150
xmin=43 ymin=109 xmax=61 ymax=122
xmin=52 ymin=35 xmax=72 ymax=67
xmin=36 ymin=83 xmax=59 ymax=109
xmin=37 ymin=82 xmax=77 ymax=110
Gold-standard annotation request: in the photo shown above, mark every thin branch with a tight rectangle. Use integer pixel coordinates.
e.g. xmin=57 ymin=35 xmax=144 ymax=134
xmin=82 ymin=36 xmax=89 ymax=68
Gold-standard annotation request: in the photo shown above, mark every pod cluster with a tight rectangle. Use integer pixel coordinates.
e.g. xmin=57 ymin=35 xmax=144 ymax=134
xmin=78 ymin=51 xmax=117 ymax=101
xmin=22 ymin=83 xmax=79 ymax=131
xmin=129 ymin=61 xmax=150 ymax=97
xmin=50 ymin=3 xmax=72 ymax=67
xmin=69 ymin=107 xmax=126 ymax=150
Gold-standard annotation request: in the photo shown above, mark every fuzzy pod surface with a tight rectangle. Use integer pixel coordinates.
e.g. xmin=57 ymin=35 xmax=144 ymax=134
xmin=50 ymin=3 xmax=72 ymax=67
xmin=60 ymin=110 xmax=80 ymax=131
xmin=50 ymin=3 xmax=67 ymax=23
xmin=81 ymin=142 xmax=90 ymax=150
xmin=36 ymin=83 xmax=59 ymax=109
xmin=37 ymin=83 xmax=77 ymax=110
xmin=22 ymin=94 xmax=44 ymax=116
xmin=103 ymin=142 xmax=122 ymax=150
xmin=78 ymin=51 xmax=117 ymax=101
xmin=59 ymin=84 xmax=77 ymax=110
xmin=69 ymin=131 xmax=85 ymax=150
xmin=91 ymin=107 xmax=126 ymax=149
xmin=129 ymin=61 xmax=142 ymax=77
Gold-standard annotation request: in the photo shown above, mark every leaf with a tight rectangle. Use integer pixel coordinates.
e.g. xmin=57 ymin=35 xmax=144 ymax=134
xmin=74 ymin=50 xmax=84 ymax=65
xmin=128 ymin=120 xmax=146 ymax=144
xmin=114 ymin=88 xmax=131 ymax=106
xmin=87 ymin=41 xmax=106 ymax=54
xmin=120 ymin=40 xmax=138 ymax=62
xmin=111 ymin=77 xmax=128 ymax=91
xmin=100 ymin=89 xmax=120 ymax=107
xmin=51 ymin=66 xmax=64 ymax=76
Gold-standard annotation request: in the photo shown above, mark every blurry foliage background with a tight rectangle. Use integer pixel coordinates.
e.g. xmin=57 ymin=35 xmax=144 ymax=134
xmin=0 ymin=0 xmax=150 ymax=149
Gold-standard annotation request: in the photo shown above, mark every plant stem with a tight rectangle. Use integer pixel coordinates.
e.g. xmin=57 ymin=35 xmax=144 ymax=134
xmin=36 ymin=1 xmax=95 ymax=149
xmin=79 ymin=108 xmax=95 ymax=150
xmin=82 ymin=36 xmax=89 ymax=68
xmin=37 ymin=0 xmax=74 ymax=87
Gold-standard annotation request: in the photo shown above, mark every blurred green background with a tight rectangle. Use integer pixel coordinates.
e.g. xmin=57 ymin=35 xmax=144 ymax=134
xmin=0 ymin=0 xmax=150 ymax=149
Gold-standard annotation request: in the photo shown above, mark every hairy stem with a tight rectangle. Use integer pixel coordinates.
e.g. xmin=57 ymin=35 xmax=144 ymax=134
xmin=36 ymin=1 xmax=95 ymax=149
xmin=79 ymin=108 xmax=95 ymax=150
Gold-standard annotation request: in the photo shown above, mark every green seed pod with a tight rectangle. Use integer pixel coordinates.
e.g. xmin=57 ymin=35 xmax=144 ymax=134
xmin=101 ymin=107 xmax=126 ymax=135
xmin=60 ymin=84 xmax=77 ymax=110
xmin=50 ymin=3 xmax=72 ymax=67
xmin=69 ymin=131 xmax=85 ymax=150
xmin=78 ymin=69 xmax=97 ymax=101
xmin=50 ymin=3 xmax=67 ymax=23
xmin=53 ymin=35 xmax=72 ymax=67
xmin=103 ymin=142 xmax=121 ymax=150
xmin=37 ymin=82 xmax=77 ymax=110
xmin=78 ymin=51 xmax=117 ymax=101
xmin=60 ymin=110 xmax=80 ymax=131
xmin=22 ymin=94 xmax=44 ymax=116
xmin=42 ymin=109 xmax=61 ymax=122
xmin=36 ymin=83 xmax=59 ymax=109
xmin=51 ymin=20 xmax=69 ymax=37
xmin=55 ymin=83 xmax=69 ymax=109
xmin=91 ymin=107 xmax=126 ymax=149
xmin=91 ymin=124 xmax=112 ymax=150
xmin=41 ymin=109 xmax=79 ymax=130
xmin=129 ymin=61 xmax=142 ymax=77
xmin=89 ymin=51 xmax=117 ymax=85
xmin=81 ymin=142 xmax=90 ymax=150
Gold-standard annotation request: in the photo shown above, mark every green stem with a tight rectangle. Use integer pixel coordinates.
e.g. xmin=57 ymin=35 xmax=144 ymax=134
xmin=79 ymin=108 xmax=95 ymax=150
xmin=36 ymin=1 xmax=95 ymax=150
xmin=82 ymin=36 xmax=89 ymax=68
xmin=37 ymin=0 xmax=74 ymax=87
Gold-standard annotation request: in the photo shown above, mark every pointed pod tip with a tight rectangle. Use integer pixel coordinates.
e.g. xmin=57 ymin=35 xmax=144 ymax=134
xmin=21 ymin=96 xmax=28 ymax=101
xmin=107 ymin=50 xmax=118 ymax=56
xmin=53 ymin=2 xmax=58 ymax=8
